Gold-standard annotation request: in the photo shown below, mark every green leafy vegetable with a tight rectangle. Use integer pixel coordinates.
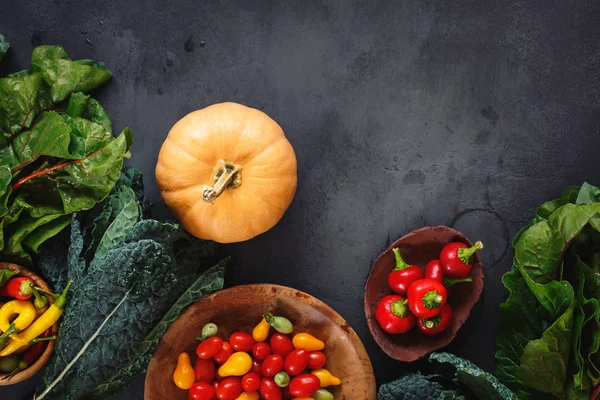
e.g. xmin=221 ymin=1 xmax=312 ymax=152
xmin=34 ymin=169 xmax=228 ymax=400
xmin=0 ymin=34 xmax=8 ymax=64
xmin=0 ymin=40 xmax=130 ymax=264
xmin=377 ymin=373 xmax=464 ymax=400
xmin=495 ymin=183 xmax=600 ymax=399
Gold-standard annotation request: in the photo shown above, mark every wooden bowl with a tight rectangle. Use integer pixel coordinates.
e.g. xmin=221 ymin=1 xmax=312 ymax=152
xmin=364 ymin=226 xmax=483 ymax=362
xmin=0 ymin=262 xmax=58 ymax=385
xmin=145 ymin=284 xmax=376 ymax=399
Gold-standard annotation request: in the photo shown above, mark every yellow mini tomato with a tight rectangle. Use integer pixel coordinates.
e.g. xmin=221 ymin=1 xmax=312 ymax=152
xmin=235 ymin=392 xmax=259 ymax=400
xmin=311 ymin=368 xmax=341 ymax=387
xmin=218 ymin=351 xmax=253 ymax=377
xmin=173 ymin=352 xmax=194 ymax=390
xmin=292 ymin=333 xmax=325 ymax=351
xmin=252 ymin=317 xmax=270 ymax=342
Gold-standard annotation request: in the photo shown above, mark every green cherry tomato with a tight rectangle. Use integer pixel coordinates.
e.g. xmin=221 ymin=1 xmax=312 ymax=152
xmin=274 ymin=371 xmax=290 ymax=387
xmin=312 ymin=388 xmax=335 ymax=400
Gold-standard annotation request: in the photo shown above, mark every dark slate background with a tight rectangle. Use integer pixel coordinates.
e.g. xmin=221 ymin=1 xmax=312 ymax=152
xmin=2 ymin=0 xmax=600 ymax=398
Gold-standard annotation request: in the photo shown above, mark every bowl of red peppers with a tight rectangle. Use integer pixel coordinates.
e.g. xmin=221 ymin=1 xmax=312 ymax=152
xmin=0 ymin=262 xmax=70 ymax=385
xmin=145 ymin=284 xmax=376 ymax=399
xmin=364 ymin=226 xmax=484 ymax=362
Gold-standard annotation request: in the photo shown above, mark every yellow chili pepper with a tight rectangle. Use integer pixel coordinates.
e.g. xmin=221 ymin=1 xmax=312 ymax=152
xmin=0 ymin=300 xmax=36 ymax=332
xmin=218 ymin=351 xmax=252 ymax=377
xmin=173 ymin=352 xmax=195 ymax=390
xmin=252 ymin=317 xmax=270 ymax=342
xmin=0 ymin=281 xmax=72 ymax=357
xmin=292 ymin=333 xmax=325 ymax=351
xmin=235 ymin=392 xmax=260 ymax=400
xmin=311 ymin=368 xmax=341 ymax=387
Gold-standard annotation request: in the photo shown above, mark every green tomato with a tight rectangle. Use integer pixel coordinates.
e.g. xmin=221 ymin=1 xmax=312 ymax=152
xmin=198 ymin=322 xmax=218 ymax=340
xmin=312 ymin=388 xmax=335 ymax=400
xmin=274 ymin=371 xmax=290 ymax=387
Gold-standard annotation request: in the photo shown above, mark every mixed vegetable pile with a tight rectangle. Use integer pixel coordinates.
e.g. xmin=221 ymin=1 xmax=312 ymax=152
xmin=0 ymin=270 xmax=70 ymax=379
xmin=174 ymin=315 xmax=340 ymax=400
xmin=375 ymin=241 xmax=482 ymax=336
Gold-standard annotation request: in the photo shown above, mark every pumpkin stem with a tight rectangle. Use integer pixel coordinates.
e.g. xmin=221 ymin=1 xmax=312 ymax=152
xmin=203 ymin=159 xmax=242 ymax=204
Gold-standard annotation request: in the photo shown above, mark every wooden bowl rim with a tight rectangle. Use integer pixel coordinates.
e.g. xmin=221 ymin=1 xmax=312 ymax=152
xmin=363 ymin=225 xmax=484 ymax=362
xmin=145 ymin=283 xmax=376 ymax=399
xmin=0 ymin=262 xmax=58 ymax=386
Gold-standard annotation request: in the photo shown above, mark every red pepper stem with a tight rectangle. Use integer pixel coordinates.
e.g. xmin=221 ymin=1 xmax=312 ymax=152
xmin=422 ymin=290 xmax=443 ymax=309
xmin=422 ymin=315 xmax=441 ymax=329
xmin=392 ymin=248 xmax=410 ymax=271
xmin=390 ymin=299 xmax=409 ymax=318
xmin=28 ymin=284 xmax=48 ymax=310
xmin=19 ymin=279 xmax=33 ymax=296
xmin=458 ymin=241 xmax=483 ymax=264
xmin=444 ymin=276 xmax=473 ymax=287
xmin=34 ymin=287 xmax=59 ymax=300
xmin=29 ymin=336 xmax=56 ymax=345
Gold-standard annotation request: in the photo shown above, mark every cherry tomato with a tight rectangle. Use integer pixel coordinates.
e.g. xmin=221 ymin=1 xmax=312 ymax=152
xmin=189 ymin=381 xmax=216 ymax=400
xmin=252 ymin=342 xmax=271 ymax=361
xmin=260 ymin=377 xmax=283 ymax=400
xmin=230 ymin=332 xmax=255 ymax=352
xmin=261 ymin=354 xmax=284 ymax=377
xmin=241 ymin=372 xmax=261 ymax=392
xmin=195 ymin=358 xmax=216 ymax=383
xmin=251 ymin=360 xmax=262 ymax=375
xmin=214 ymin=342 xmax=234 ymax=365
xmin=197 ymin=337 xmax=224 ymax=360
xmin=270 ymin=333 xmax=293 ymax=358
xmin=289 ymin=374 xmax=321 ymax=397
xmin=307 ymin=351 xmax=326 ymax=370
xmin=216 ymin=377 xmax=242 ymax=400
xmin=283 ymin=349 xmax=308 ymax=376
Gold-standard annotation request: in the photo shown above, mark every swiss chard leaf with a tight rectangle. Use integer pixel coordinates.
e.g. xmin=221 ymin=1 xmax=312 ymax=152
xmin=66 ymin=92 xmax=112 ymax=134
xmin=0 ymin=72 xmax=41 ymax=136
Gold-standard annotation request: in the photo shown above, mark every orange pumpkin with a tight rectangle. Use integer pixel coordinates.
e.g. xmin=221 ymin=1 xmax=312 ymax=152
xmin=155 ymin=102 xmax=297 ymax=243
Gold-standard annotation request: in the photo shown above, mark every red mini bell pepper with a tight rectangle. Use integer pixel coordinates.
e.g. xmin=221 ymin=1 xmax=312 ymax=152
xmin=439 ymin=241 xmax=483 ymax=278
xmin=0 ymin=277 xmax=33 ymax=300
xmin=387 ymin=248 xmax=423 ymax=296
xmin=425 ymin=259 xmax=473 ymax=287
xmin=375 ymin=295 xmax=415 ymax=334
xmin=417 ymin=304 xmax=453 ymax=335
xmin=407 ymin=278 xmax=447 ymax=318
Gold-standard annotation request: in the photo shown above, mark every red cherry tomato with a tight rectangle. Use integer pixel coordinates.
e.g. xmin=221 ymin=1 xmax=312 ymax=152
xmin=261 ymin=354 xmax=284 ymax=377
xmin=260 ymin=377 xmax=283 ymax=400
xmin=289 ymin=374 xmax=321 ymax=397
xmin=241 ymin=372 xmax=261 ymax=392
xmin=195 ymin=358 xmax=216 ymax=383
xmin=307 ymin=351 xmax=326 ymax=370
xmin=216 ymin=377 xmax=242 ymax=400
xmin=283 ymin=349 xmax=308 ymax=376
xmin=229 ymin=331 xmax=255 ymax=352
xmin=197 ymin=337 xmax=224 ymax=359
xmin=270 ymin=333 xmax=293 ymax=357
xmin=251 ymin=360 xmax=262 ymax=375
xmin=252 ymin=342 xmax=271 ymax=361
xmin=214 ymin=342 xmax=234 ymax=365
xmin=189 ymin=381 xmax=216 ymax=400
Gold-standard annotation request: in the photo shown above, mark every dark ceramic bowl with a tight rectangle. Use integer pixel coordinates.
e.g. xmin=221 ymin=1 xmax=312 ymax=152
xmin=364 ymin=226 xmax=483 ymax=362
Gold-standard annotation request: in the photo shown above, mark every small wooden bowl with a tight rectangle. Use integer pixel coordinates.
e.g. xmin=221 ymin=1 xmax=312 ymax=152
xmin=0 ymin=262 xmax=58 ymax=385
xmin=145 ymin=284 xmax=376 ymax=399
xmin=364 ymin=226 xmax=483 ymax=362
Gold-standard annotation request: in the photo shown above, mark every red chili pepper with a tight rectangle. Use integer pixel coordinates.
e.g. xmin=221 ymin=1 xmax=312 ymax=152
xmin=417 ymin=304 xmax=453 ymax=335
xmin=425 ymin=259 xmax=473 ymax=288
xmin=387 ymin=248 xmax=423 ymax=296
xmin=0 ymin=277 xmax=33 ymax=300
xmin=407 ymin=279 xmax=447 ymax=318
xmin=3 ymin=328 xmax=53 ymax=380
xmin=439 ymin=240 xmax=483 ymax=278
xmin=375 ymin=295 xmax=415 ymax=334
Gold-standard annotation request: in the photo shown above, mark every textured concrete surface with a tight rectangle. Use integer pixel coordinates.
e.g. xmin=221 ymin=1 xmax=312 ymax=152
xmin=2 ymin=0 xmax=600 ymax=398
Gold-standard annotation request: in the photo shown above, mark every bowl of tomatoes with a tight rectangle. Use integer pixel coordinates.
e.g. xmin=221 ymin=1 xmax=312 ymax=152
xmin=364 ymin=226 xmax=484 ymax=362
xmin=145 ymin=284 xmax=376 ymax=400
